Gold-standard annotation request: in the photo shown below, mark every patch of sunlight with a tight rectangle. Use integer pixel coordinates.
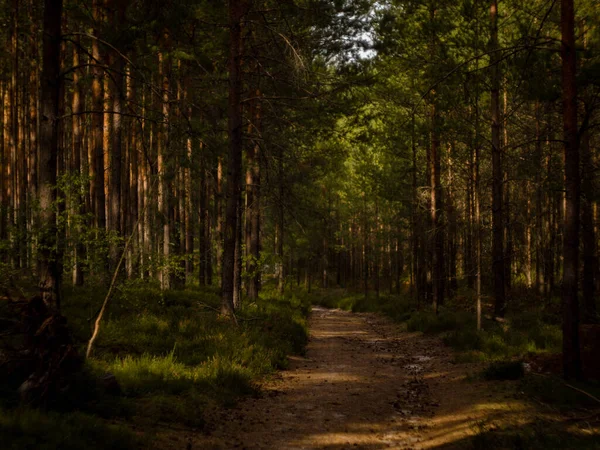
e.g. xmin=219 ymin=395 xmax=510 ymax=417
xmin=316 ymin=330 xmax=368 ymax=337
xmin=423 ymin=371 xmax=451 ymax=380
xmin=473 ymin=401 xmax=531 ymax=412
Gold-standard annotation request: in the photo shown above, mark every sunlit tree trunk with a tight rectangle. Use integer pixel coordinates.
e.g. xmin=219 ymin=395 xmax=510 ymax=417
xmin=91 ymin=0 xmax=105 ymax=235
xmin=72 ymin=38 xmax=85 ymax=286
xmin=108 ymin=0 xmax=126 ymax=276
xmin=157 ymin=45 xmax=172 ymax=290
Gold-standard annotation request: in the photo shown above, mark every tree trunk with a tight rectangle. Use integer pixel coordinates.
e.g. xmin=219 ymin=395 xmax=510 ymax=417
xmin=108 ymin=0 xmax=126 ymax=276
xmin=490 ymin=0 xmax=506 ymax=317
xmin=430 ymin=99 xmax=444 ymax=313
xmin=199 ymin=156 xmax=208 ymax=285
xmin=91 ymin=0 xmax=105 ymax=233
xmin=221 ymin=0 xmax=246 ymax=316
xmin=245 ymin=93 xmax=261 ymax=300
xmin=560 ymin=0 xmax=582 ymax=380
xmin=581 ymin=120 xmax=597 ymax=323
xmin=71 ymin=38 xmax=85 ymax=286
xmin=38 ymin=0 xmax=63 ymax=309
xmin=157 ymin=49 xmax=171 ymax=290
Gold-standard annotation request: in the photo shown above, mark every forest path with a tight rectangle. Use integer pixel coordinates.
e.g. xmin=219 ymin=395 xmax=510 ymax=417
xmin=175 ymin=306 xmax=528 ymax=450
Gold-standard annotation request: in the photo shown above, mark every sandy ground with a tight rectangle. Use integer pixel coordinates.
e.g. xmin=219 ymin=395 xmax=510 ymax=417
xmin=164 ymin=306 xmax=534 ymax=450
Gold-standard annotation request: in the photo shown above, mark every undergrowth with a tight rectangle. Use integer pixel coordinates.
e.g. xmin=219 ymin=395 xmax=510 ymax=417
xmin=308 ymin=287 xmax=562 ymax=363
xmin=0 ymin=282 xmax=310 ymax=449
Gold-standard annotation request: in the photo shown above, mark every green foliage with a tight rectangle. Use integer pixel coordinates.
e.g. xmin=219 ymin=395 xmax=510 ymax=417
xmin=307 ymin=288 xmax=413 ymax=322
xmin=306 ymin=289 xmax=562 ymax=364
xmin=2 ymin=285 xmax=310 ymax=449
xmin=0 ymin=406 xmax=143 ymax=450
xmin=406 ymin=310 xmax=474 ymax=334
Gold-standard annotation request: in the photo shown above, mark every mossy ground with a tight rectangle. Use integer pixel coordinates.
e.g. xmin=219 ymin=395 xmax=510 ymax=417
xmin=0 ymin=282 xmax=310 ymax=449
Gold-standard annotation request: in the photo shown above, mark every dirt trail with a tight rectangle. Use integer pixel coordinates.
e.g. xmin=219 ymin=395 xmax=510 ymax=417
xmin=177 ymin=307 xmax=530 ymax=450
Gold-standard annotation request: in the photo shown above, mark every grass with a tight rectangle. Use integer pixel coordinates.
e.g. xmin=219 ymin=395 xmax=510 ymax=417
xmin=308 ymin=287 xmax=563 ymax=363
xmin=0 ymin=406 xmax=140 ymax=450
xmin=0 ymin=282 xmax=310 ymax=449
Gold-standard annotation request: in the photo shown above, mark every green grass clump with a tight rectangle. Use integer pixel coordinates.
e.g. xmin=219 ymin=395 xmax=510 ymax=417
xmin=308 ymin=288 xmax=412 ymax=322
xmin=306 ymin=288 xmax=563 ymax=364
xmin=1 ymin=283 xmax=310 ymax=449
xmin=0 ymin=406 xmax=143 ymax=450
xmin=406 ymin=310 xmax=474 ymax=334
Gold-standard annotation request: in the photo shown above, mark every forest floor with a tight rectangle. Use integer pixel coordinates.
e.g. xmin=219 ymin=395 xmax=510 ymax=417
xmin=155 ymin=306 xmax=564 ymax=450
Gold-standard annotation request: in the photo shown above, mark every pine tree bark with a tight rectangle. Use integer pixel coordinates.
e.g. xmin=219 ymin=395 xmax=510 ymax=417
xmin=430 ymin=100 xmax=444 ymax=312
xmin=490 ymin=0 xmax=506 ymax=317
xmin=245 ymin=93 xmax=261 ymax=300
xmin=71 ymin=38 xmax=85 ymax=286
xmin=157 ymin=46 xmax=171 ymax=290
xmin=38 ymin=0 xmax=63 ymax=309
xmin=199 ymin=156 xmax=208 ymax=285
xmin=221 ymin=0 xmax=246 ymax=316
xmin=108 ymin=0 xmax=126 ymax=275
xmin=91 ymin=0 xmax=105 ymax=232
xmin=560 ymin=0 xmax=582 ymax=380
xmin=581 ymin=120 xmax=597 ymax=323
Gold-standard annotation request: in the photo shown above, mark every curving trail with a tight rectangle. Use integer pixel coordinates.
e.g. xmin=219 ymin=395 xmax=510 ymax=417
xmin=169 ymin=306 xmax=528 ymax=450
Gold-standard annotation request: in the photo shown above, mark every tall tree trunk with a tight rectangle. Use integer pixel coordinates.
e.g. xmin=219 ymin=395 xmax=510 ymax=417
xmin=474 ymin=0 xmax=482 ymax=330
xmin=245 ymin=93 xmax=261 ymax=300
xmin=490 ymin=0 xmax=506 ymax=317
xmin=72 ymin=38 xmax=85 ymax=286
xmin=233 ymin=193 xmax=243 ymax=308
xmin=430 ymin=100 xmax=444 ymax=313
xmin=91 ymin=0 xmax=105 ymax=233
xmin=199 ymin=156 xmax=208 ymax=285
xmin=581 ymin=117 xmax=597 ymax=323
xmin=157 ymin=46 xmax=171 ymax=290
xmin=503 ymin=89 xmax=512 ymax=295
xmin=184 ymin=105 xmax=194 ymax=281
xmin=560 ymin=0 xmax=582 ymax=380
xmin=108 ymin=0 xmax=126 ymax=275
xmin=216 ymin=156 xmax=223 ymax=283
xmin=535 ymin=101 xmax=544 ymax=294
xmin=411 ymin=111 xmax=419 ymax=301
xmin=276 ymin=150 xmax=284 ymax=295
xmin=447 ymin=143 xmax=457 ymax=297
xmin=221 ymin=0 xmax=246 ymax=316
xmin=38 ymin=0 xmax=63 ymax=310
